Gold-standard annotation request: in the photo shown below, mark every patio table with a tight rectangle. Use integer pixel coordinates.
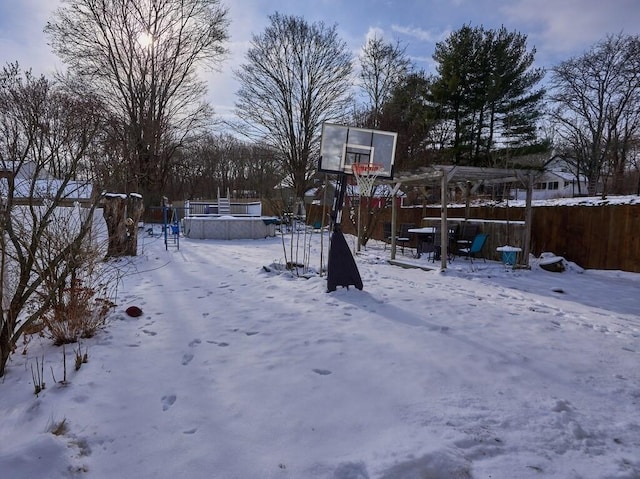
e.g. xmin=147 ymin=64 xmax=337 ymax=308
xmin=408 ymin=227 xmax=436 ymax=258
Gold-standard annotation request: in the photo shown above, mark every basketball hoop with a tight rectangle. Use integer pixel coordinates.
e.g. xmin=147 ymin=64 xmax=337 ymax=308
xmin=351 ymin=163 xmax=383 ymax=197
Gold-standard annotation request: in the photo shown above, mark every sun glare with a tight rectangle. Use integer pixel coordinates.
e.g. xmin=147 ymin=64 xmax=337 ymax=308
xmin=137 ymin=32 xmax=153 ymax=49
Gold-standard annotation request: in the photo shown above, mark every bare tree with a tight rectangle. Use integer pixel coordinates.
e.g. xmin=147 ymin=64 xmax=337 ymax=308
xmin=549 ymin=33 xmax=640 ymax=196
xmin=45 ymin=0 xmax=229 ymax=205
xmin=0 ymin=65 xmax=105 ymax=376
xmin=359 ymin=33 xmax=411 ymax=129
xmin=234 ymin=12 xmax=353 ymax=202
xmin=165 ymin=134 xmax=281 ymax=200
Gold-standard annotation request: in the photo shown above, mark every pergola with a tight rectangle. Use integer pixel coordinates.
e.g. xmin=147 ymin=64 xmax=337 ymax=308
xmin=381 ymin=165 xmax=541 ymax=269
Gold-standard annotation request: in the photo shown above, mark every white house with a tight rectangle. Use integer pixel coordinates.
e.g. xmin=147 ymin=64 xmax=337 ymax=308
xmin=0 ymin=161 xmax=93 ymax=204
xmin=511 ymin=155 xmax=588 ymax=200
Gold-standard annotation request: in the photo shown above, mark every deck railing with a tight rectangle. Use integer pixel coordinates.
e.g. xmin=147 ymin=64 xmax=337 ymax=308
xmin=185 ymin=200 xmax=262 ymax=217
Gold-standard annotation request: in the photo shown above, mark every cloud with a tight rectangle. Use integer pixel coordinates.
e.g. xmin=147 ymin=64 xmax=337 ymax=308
xmin=391 ymin=24 xmax=448 ymax=43
xmin=364 ymin=26 xmax=386 ymax=43
xmin=500 ymin=0 xmax=640 ymax=64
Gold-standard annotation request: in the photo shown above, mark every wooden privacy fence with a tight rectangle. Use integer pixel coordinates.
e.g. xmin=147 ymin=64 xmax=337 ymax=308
xmin=531 ymin=205 xmax=640 ymax=272
xmin=307 ymin=203 xmax=640 ymax=272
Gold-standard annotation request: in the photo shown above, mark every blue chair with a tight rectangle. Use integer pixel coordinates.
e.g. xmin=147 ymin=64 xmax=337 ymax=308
xmin=457 ymin=233 xmax=488 ymax=266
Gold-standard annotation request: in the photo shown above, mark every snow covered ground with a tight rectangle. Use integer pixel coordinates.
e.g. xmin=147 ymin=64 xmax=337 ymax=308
xmin=1 ymin=227 xmax=639 ymax=479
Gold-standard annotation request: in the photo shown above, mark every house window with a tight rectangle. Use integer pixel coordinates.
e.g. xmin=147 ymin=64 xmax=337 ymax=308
xmin=534 ymin=183 xmax=547 ymax=190
xmin=548 ymin=181 xmax=559 ymax=190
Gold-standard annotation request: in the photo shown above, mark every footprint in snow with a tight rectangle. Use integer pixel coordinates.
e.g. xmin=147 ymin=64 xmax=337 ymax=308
xmin=313 ymin=369 xmax=332 ymax=376
xmin=182 ymin=353 xmax=194 ymax=365
xmin=188 ymin=338 xmax=201 ymax=347
xmin=161 ymin=394 xmax=177 ymax=411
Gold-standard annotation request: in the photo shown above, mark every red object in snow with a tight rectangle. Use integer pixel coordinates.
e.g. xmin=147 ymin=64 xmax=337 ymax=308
xmin=125 ymin=306 xmax=143 ymax=317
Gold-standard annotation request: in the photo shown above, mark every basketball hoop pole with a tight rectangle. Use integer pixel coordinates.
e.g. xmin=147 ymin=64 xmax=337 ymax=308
xmin=326 ymin=171 xmax=363 ymax=292
xmin=329 ymin=172 xmax=348 ymax=232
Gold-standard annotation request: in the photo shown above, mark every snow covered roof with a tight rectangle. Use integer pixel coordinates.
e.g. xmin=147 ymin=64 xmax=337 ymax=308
xmin=0 ymin=161 xmax=55 ymax=181
xmin=0 ymin=178 xmax=93 ymax=201
xmin=543 ymin=170 xmax=587 ymax=182
xmin=441 ymin=194 xmax=640 ymax=208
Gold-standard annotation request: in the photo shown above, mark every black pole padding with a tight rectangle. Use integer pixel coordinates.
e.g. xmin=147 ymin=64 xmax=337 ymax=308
xmin=327 ymin=230 xmax=363 ymax=292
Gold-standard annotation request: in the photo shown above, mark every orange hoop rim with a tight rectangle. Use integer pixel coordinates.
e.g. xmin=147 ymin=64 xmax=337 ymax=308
xmin=351 ymin=163 xmax=384 ymax=175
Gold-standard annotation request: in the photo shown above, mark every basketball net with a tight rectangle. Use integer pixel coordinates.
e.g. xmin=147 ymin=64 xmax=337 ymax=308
xmin=351 ymin=163 xmax=383 ymax=198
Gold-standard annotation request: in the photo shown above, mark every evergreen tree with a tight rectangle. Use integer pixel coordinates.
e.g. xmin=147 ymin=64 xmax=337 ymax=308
xmin=431 ymin=25 xmax=545 ymax=166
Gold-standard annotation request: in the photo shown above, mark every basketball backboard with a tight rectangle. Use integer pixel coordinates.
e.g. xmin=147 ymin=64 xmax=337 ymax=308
xmin=318 ymin=123 xmax=397 ymax=179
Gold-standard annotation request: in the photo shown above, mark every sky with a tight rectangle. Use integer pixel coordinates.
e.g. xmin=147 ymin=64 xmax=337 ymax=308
xmin=1 ymin=0 xmax=640 ymax=125
xmin=0 ymin=217 xmax=639 ymax=478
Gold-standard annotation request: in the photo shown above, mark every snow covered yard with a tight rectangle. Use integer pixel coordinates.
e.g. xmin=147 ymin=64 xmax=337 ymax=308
xmin=1 ymin=229 xmax=639 ymax=479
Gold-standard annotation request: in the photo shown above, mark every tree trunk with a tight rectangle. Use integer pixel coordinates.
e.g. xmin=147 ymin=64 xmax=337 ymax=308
xmin=103 ymin=194 xmax=128 ymax=257
xmin=125 ymin=195 xmax=145 ymax=256
xmin=0 ymin=319 xmax=11 ymax=377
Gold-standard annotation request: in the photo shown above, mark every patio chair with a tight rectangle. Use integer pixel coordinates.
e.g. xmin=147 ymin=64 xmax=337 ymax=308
xmin=455 ymin=223 xmax=479 ymax=255
xmin=383 ymin=222 xmax=393 ymax=250
xmin=397 ymin=223 xmax=414 ymax=255
xmin=457 ymin=233 xmax=489 ymax=266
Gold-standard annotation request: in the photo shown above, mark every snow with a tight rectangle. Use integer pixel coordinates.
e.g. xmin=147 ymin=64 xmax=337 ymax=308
xmin=447 ymin=194 xmax=640 ymax=208
xmin=1 ymin=227 xmax=639 ymax=479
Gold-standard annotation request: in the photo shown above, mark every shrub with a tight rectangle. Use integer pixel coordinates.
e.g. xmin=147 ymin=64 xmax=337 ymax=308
xmin=41 ymin=279 xmax=115 ymax=346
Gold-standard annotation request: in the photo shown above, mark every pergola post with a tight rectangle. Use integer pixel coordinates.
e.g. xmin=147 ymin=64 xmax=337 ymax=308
xmin=440 ymin=170 xmax=448 ymax=270
xmin=390 ymin=183 xmax=401 ymax=260
xmin=522 ymin=173 xmax=534 ymax=267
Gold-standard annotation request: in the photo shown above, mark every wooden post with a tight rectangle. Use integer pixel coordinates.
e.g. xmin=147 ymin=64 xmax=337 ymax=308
xmin=440 ymin=171 xmax=448 ymax=270
xmin=464 ymin=181 xmax=471 ymax=221
xmin=390 ymin=186 xmax=398 ymax=260
xmin=522 ymin=173 xmax=533 ymax=268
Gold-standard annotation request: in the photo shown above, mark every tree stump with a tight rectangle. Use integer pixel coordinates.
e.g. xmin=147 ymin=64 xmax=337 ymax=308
xmin=103 ymin=194 xmax=127 ymax=257
xmin=103 ymin=193 xmax=144 ymax=257
xmin=125 ymin=194 xmax=144 ymax=256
